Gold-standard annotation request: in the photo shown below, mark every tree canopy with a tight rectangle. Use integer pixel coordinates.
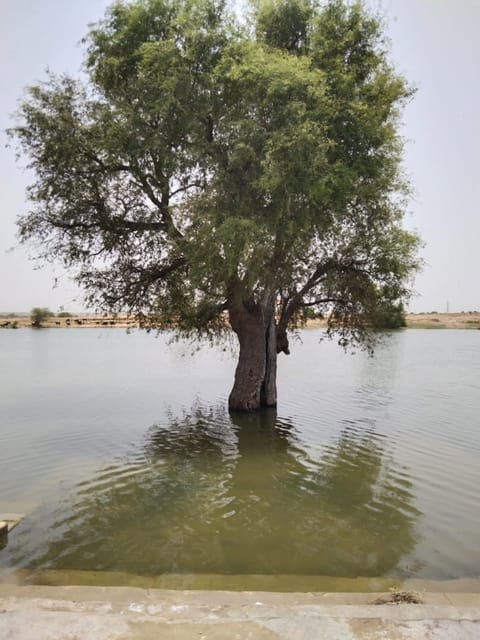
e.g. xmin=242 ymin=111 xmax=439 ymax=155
xmin=30 ymin=307 xmax=53 ymax=328
xmin=11 ymin=0 xmax=421 ymax=410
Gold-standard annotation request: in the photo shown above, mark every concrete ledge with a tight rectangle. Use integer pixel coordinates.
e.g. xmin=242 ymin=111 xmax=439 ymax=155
xmin=1 ymin=586 xmax=480 ymax=639
xmin=3 ymin=568 xmax=480 ymax=593
xmin=0 ymin=514 xmax=24 ymax=532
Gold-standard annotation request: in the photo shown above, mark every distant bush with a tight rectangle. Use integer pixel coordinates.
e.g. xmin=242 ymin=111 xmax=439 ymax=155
xmin=31 ymin=307 xmax=53 ymax=328
xmin=372 ymin=302 xmax=407 ymax=330
xmin=56 ymin=311 xmax=72 ymax=318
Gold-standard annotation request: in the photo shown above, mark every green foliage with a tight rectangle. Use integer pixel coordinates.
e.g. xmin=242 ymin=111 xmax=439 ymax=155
xmin=254 ymin=0 xmax=313 ymax=53
xmin=56 ymin=311 xmax=73 ymax=318
xmin=30 ymin=307 xmax=52 ymax=328
xmin=370 ymin=301 xmax=406 ymax=330
xmin=11 ymin=0 xmax=420 ymax=348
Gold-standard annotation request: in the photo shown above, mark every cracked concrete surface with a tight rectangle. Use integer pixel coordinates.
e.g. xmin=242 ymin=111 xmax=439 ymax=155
xmin=1 ymin=586 xmax=480 ymax=639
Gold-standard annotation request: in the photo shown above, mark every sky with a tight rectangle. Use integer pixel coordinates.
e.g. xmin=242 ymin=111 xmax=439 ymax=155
xmin=1 ymin=0 xmax=479 ymax=313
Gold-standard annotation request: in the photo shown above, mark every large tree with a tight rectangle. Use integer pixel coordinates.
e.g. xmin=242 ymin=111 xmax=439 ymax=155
xmin=11 ymin=0 xmax=420 ymax=411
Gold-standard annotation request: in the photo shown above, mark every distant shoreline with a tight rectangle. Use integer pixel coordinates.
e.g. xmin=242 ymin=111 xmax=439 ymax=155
xmin=406 ymin=311 xmax=480 ymax=329
xmin=1 ymin=311 xmax=479 ymax=330
xmin=0 ymin=314 xmax=138 ymax=330
xmin=307 ymin=311 xmax=480 ymax=330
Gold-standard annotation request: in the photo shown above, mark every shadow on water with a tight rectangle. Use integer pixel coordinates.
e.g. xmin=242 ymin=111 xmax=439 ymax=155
xmin=4 ymin=407 xmax=421 ymax=579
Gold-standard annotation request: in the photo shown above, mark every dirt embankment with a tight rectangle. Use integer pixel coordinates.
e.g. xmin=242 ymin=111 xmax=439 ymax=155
xmin=405 ymin=311 xmax=480 ymax=329
xmin=1 ymin=311 xmax=479 ymax=330
xmin=305 ymin=311 xmax=480 ymax=330
xmin=0 ymin=314 xmax=138 ymax=329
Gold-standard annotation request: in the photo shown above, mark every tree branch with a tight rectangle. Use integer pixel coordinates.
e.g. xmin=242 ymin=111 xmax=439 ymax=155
xmin=48 ymin=213 xmax=167 ymax=234
xmin=277 ymin=258 xmax=368 ymax=331
xmin=299 ymin=297 xmax=348 ymax=307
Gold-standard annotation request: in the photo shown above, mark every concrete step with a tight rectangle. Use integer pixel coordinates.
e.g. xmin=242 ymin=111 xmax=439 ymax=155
xmin=0 ymin=586 xmax=479 ymax=639
xmin=0 ymin=513 xmax=25 ymax=531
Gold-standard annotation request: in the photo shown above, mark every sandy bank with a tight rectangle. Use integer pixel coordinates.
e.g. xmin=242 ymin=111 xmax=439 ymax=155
xmin=1 ymin=311 xmax=480 ymax=331
xmin=405 ymin=311 xmax=480 ymax=329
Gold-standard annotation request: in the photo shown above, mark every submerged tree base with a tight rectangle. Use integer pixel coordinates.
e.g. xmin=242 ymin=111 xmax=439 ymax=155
xmin=228 ymin=299 xmax=278 ymax=412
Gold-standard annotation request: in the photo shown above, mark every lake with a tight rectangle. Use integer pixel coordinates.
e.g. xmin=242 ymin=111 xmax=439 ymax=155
xmin=0 ymin=328 xmax=479 ymax=590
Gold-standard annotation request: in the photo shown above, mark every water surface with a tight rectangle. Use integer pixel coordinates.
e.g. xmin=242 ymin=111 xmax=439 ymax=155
xmin=0 ymin=328 xmax=479 ymax=587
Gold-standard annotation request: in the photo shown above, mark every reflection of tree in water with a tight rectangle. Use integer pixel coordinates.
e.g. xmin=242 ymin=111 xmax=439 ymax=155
xmin=8 ymin=407 xmax=421 ymax=577
xmin=225 ymin=412 xmax=420 ymax=576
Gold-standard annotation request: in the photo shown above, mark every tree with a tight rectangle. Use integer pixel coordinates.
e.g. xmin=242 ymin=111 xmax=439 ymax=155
xmin=372 ymin=300 xmax=407 ymax=329
xmin=11 ymin=0 xmax=420 ymax=411
xmin=30 ymin=307 xmax=52 ymax=328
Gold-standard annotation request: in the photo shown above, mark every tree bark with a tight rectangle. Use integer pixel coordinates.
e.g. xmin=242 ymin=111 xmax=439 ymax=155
xmin=228 ymin=299 xmax=277 ymax=412
xmin=260 ymin=300 xmax=277 ymax=407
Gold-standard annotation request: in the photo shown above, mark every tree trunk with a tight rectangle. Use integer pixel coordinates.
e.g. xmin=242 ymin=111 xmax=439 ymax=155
xmin=228 ymin=299 xmax=277 ymax=412
xmin=260 ymin=301 xmax=277 ymax=407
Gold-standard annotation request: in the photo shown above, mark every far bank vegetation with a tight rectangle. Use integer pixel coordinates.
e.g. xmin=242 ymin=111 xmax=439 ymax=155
xmin=1 ymin=311 xmax=479 ymax=330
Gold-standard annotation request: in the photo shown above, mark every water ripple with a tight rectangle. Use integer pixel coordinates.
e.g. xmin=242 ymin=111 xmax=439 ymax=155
xmin=1 ymin=329 xmax=479 ymax=582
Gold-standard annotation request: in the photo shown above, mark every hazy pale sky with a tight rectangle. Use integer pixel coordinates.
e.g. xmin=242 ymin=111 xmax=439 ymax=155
xmin=1 ymin=0 xmax=479 ymax=313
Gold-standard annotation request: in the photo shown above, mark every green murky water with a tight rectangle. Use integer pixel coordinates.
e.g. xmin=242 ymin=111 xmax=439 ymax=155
xmin=0 ymin=329 xmax=479 ymax=588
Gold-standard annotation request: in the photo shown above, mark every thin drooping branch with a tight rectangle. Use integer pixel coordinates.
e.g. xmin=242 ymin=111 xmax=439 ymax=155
xmin=278 ymin=257 xmax=370 ymax=329
xmin=132 ymin=256 xmax=187 ymax=281
xmin=49 ymin=215 xmax=167 ymax=234
xmin=79 ymin=255 xmax=187 ymax=311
